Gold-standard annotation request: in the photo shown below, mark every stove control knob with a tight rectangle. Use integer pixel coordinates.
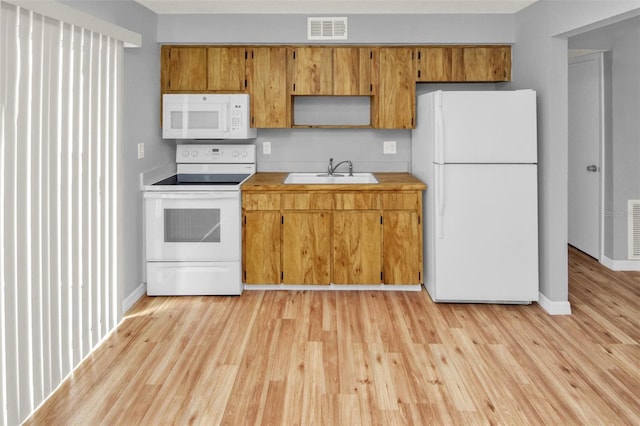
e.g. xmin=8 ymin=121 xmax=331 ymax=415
xmin=181 ymin=150 xmax=189 ymax=158
xmin=191 ymin=151 xmax=198 ymax=158
xmin=232 ymin=150 xmax=239 ymax=157
xmin=241 ymin=150 xmax=248 ymax=157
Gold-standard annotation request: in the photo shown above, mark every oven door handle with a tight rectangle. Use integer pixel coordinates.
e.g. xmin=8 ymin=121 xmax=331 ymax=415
xmin=144 ymin=192 xmax=239 ymax=200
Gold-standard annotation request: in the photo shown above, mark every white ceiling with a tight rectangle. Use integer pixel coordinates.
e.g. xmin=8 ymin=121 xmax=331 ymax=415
xmin=133 ymin=0 xmax=539 ymax=15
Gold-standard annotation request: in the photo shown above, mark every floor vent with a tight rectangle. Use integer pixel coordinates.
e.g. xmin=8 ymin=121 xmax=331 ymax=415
xmin=629 ymin=200 xmax=640 ymax=259
xmin=308 ymin=17 xmax=347 ymax=40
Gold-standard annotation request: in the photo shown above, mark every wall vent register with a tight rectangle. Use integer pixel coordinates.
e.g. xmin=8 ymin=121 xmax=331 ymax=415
xmin=308 ymin=17 xmax=347 ymax=40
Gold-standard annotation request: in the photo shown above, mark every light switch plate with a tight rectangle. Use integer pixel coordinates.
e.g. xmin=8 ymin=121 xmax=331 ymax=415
xmin=263 ymin=141 xmax=271 ymax=155
xmin=137 ymin=143 xmax=145 ymax=159
xmin=383 ymin=141 xmax=396 ymax=154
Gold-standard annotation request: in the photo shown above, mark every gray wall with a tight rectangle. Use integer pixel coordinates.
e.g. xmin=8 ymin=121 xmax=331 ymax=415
xmin=569 ymin=18 xmax=640 ymax=261
xmin=511 ymin=0 xmax=640 ymax=303
xmin=60 ymin=1 xmax=172 ymax=308
xmin=157 ymin=14 xmax=515 ymax=44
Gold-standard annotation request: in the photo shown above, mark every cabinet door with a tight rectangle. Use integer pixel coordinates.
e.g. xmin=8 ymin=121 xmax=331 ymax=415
xmin=415 ymin=47 xmax=454 ymax=82
xmin=207 ymin=47 xmax=246 ymax=91
xmin=246 ymin=46 xmax=289 ymax=128
xmin=162 ymin=46 xmax=207 ymax=92
xmin=375 ymin=47 xmax=415 ymax=129
xmin=332 ymin=47 xmax=377 ymax=95
xmin=333 ymin=211 xmax=382 ymax=284
xmin=383 ymin=211 xmax=422 ymax=284
xmin=289 ymin=47 xmax=333 ymax=95
xmin=455 ymin=46 xmax=511 ymax=82
xmin=243 ymin=211 xmax=281 ymax=284
xmin=282 ymin=212 xmax=331 ymax=284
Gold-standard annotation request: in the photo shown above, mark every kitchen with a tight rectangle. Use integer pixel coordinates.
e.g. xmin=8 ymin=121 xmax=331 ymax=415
xmin=3 ymin=0 xmax=640 ymax=424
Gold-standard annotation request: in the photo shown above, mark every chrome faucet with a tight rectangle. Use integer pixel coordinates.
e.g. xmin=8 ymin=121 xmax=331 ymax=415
xmin=327 ymin=158 xmax=353 ymax=176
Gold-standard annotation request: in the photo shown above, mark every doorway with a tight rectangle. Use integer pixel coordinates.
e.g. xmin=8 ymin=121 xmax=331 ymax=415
xmin=567 ymin=52 xmax=605 ymax=261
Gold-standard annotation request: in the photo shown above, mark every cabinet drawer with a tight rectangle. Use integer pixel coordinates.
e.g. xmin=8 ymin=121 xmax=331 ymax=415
xmin=382 ymin=192 xmax=419 ymax=210
xmin=334 ymin=193 xmax=380 ymax=210
xmin=243 ymin=193 xmax=281 ymax=210
xmin=282 ymin=193 xmax=333 ymax=210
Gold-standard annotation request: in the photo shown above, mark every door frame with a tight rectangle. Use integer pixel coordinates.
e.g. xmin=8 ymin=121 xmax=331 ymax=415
xmin=568 ymin=51 xmax=606 ymax=262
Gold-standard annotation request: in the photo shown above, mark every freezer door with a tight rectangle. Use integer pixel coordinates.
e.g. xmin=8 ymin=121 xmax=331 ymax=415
xmin=437 ymin=90 xmax=537 ymax=164
xmin=432 ymin=164 xmax=539 ymax=302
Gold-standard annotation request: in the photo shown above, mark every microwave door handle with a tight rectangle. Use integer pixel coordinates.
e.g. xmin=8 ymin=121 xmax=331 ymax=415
xmin=222 ymin=105 xmax=229 ymax=133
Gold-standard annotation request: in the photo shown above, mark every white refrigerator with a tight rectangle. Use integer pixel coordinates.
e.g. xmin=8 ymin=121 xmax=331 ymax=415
xmin=411 ymin=90 xmax=539 ymax=303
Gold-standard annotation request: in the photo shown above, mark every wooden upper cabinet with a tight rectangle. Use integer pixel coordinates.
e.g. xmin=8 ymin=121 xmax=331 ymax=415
xmin=207 ymin=47 xmax=246 ymax=91
xmin=333 ymin=47 xmax=377 ymax=95
xmin=289 ymin=47 xmax=333 ymax=95
xmin=289 ymin=47 xmax=377 ymax=96
xmin=455 ymin=46 xmax=511 ymax=82
xmin=375 ymin=47 xmax=415 ymax=129
xmin=246 ymin=46 xmax=289 ymax=128
xmin=416 ymin=45 xmax=511 ymax=83
xmin=161 ymin=46 xmax=246 ymax=92
xmin=162 ymin=46 xmax=207 ymax=92
xmin=415 ymin=47 xmax=454 ymax=82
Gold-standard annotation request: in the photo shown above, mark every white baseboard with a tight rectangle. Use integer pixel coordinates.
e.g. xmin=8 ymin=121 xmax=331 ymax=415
xmin=123 ymin=283 xmax=147 ymax=313
xmin=244 ymin=284 xmax=422 ymax=292
xmin=601 ymin=256 xmax=640 ymax=271
xmin=537 ymin=292 xmax=572 ymax=315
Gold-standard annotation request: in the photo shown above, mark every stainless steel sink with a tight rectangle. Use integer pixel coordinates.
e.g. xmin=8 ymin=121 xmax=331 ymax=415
xmin=284 ymin=172 xmax=379 ymax=184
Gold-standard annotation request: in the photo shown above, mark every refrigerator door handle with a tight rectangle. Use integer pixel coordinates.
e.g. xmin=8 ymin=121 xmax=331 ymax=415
xmin=434 ymin=96 xmax=444 ymax=164
xmin=436 ymin=164 xmax=445 ymax=239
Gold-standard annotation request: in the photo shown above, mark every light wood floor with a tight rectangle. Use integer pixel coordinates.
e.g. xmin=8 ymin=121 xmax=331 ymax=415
xmin=26 ymin=247 xmax=640 ymax=425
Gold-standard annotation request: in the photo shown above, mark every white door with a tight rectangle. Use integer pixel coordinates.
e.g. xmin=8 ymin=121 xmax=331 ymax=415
xmin=433 ymin=164 xmax=539 ymax=302
xmin=568 ymin=53 xmax=603 ymax=259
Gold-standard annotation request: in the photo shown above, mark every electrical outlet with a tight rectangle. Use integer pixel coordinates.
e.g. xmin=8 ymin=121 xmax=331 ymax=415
xmin=383 ymin=141 xmax=396 ymax=154
xmin=137 ymin=143 xmax=145 ymax=159
xmin=263 ymin=141 xmax=271 ymax=155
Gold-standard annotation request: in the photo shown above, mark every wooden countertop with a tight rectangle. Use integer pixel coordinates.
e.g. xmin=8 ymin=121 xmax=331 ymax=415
xmin=242 ymin=172 xmax=426 ymax=191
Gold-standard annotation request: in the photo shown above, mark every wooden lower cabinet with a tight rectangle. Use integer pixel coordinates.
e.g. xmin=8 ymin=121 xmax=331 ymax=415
xmin=383 ymin=211 xmax=422 ymax=284
xmin=242 ymin=189 xmax=423 ymax=286
xmin=282 ymin=211 xmax=331 ymax=284
xmin=333 ymin=211 xmax=382 ymax=284
xmin=243 ymin=211 xmax=281 ymax=284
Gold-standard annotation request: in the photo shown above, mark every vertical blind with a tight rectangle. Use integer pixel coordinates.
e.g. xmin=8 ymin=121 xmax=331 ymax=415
xmin=0 ymin=3 xmax=122 ymax=424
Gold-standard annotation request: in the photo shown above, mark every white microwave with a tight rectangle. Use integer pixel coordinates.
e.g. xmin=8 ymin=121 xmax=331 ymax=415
xmin=162 ymin=93 xmax=257 ymax=139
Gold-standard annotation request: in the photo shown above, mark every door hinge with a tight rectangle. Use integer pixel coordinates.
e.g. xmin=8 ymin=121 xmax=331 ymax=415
xmin=380 ymin=271 xmax=384 ymax=281
xmin=251 ymin=50 xmax=254 ymax=59
xmin=418 ymin=215 xmax=421 ymax=225
xmin=370 ymin=51 xmax=373 ymax=59
xmin=418 ymin=271 xmax=421 ymax=282
xmin=370 ymin=84 xmax=373 ymax=92
xmin=417 ymin=51 xmax=421 ymax=60
xmin=293 ymin=51 xmax=296 ymax=59
xmin=293 ymin=83 xmax=296 ymax=92
xmin=244 ymin=79 xmax=248 ymax=88
xmin=245 ymin=51 xmax=248 ymax=60
xmin=281 ymin=271 xmax=284 ymax=281
xmin=417 ymin=70 xmax=421 ymax=79
xmin=244 ymin=270 xmax=247 ymax=281
xmin=244 ymin=216 xmax=246 ymax=225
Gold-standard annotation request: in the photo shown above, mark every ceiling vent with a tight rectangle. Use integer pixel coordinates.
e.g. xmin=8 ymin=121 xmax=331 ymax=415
xmin=308 ymin=17 xmax=347 ymax=40
xmin=629 ymin=200 xmax=640 ymax=260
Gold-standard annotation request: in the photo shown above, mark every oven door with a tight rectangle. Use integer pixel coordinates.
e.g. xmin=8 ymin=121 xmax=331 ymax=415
xmin=144 ymin=191 xmax=240 ymax=261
